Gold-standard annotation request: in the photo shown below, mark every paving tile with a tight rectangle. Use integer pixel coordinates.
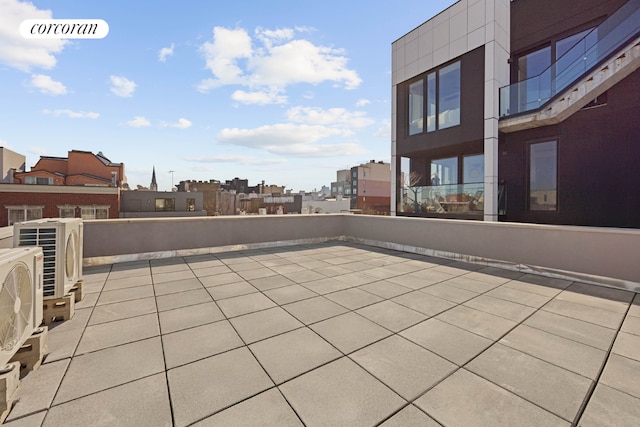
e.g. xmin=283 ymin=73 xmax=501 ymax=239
xmin=96 ymin=285 xmax=155 ymax=306
xmin=153 ymin=278 xmax=203 ymax=296
xmin=379 ymin=405 xmax=440 ymax=427
xmin=268 ymin=263 xmax=307 ymax=275
xmin=279 ymin=357 xmax=405 ymax=427
xmin=554 ymin=283 xmax=632 ymax=313
xmin=74 ymin=292 xmax=99 ymax=310
xmin=152 ymin=270 xmax=196 ymax=284
xmin=248 ymin=275 xmax=296 ymax=291
xmin=192 ymin=265 xmax=233 ymax=277
xmin=193 ymin=389 xmax=302 ymax=426
xmin=416 ymin=369 xmax=569 ymax=427
xmin=236 ymin=267 xmax=278 ymax=281
xmin=44 ymin=374 xmax=171 ymax=427
xmin=5 ymin=359 xmax=69 ymax=421
xmin=392 ymin=291 xmax=456 ymax=316
xmin=611 ymin=332 xmax=640 ymax=362
xmin=463 ymin=294 xmax=537 ymax=322
xmin=420 ymin=282 xmax=479 ymax=303
xmin=351 ymin=335 xmax=456 ymax=400
xmin=444 ymin=275 xmax=503 ymax=293
xmin=464 ymin=267 xmax=523 ymax=284
xmin=249 ymin=328 xmax=341 ymax=384
xmin=75 ymin=313 xmax=160 ymax=355
xmin=579 ymin=383 xmax=640 ymax=427
xmin=282 ymin=296 xmax=348 ymax=324
xmin=621 ymin=314 xmax=640 ymax=336
xmin=334 ymin=271 xmax=378 ymax=286
xmin=47 ymin=308 xmax=91 ymax=334
xmin=102 ymin=274 xmax=152 ymax=291
xmin=436 ymin=305 xmax=517 ymax=340
xmin=107 ymin=263 xmax=150 ymax=278
xmin=206 ymin=281 xmax=257 ymax=300
xmin=502 ymin=280 xmax=565 ymax=298
xmin=311 ymin=312 xmax=391 ymax=354
xmin=400 ymin=318 xmax=493 ymax=365
xmin=301 ymin=277 xmax=352 ymax=294
xmin=230 ymin=307 xmax=303 ymax=344
xmin=159 ymin=302 xmax=225 ymax=334
xmin=325 ymin=288 xmax=384 ymax=310
xmin=185 ymin=258 xmax=225 ymax=271
xmin=356 ymin=300 xmax=427 ymax=332
xmin=485 ymin=285 xmax=551 ymax=308
xmin=282 ymin=269 xmax=326 ymax=283
xmin=359 ymin=281 xmax=413 ymax=299
xmin=315 ymin=265 xmax=354 ymax=277
xmin=150 ymin=262 xmax=190 ymax=274
xmin=263 ymin=284 xmax=317 ymax=305
xmin=629 ymin=294 xmax=640 ymax=317
xmin=467 ymin=344 xmax=592 ymax=422
xmin=599 ymin=353 xmax=640 ymax=399
xmin=163 ymin=320 xmax=244 ymax=369
xmin=500 ymin=325 xmax=606 ymax=379
xmin=42 ymin=327 xmax=84 ymax=363
xmin=524 ymin=310 xmax=616 ymax=351
xmin=168 ymin=347 xmax=274 ymax=427
xmin=156 ymin=288 xmax=213 ymax=312
xmin=216 ymin=292 xmax=276 ymax=318
xmin=53 ymin=337 xmax=165 ymax=404
xmin=387 ymin=271 xmax=450 ymax=290
xmin=199 ymin=272 xmax=244 ymax=287
xmin=4 ymin=411 xmax=46 ymax=427
xmin=542 ymin=299 xmax=625 ymax=329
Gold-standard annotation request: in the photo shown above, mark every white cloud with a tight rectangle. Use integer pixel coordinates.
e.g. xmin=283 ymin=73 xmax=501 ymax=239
xmin=29 ymin=74 xmax=67 ymax=95
xmin=216 ymin=123 xmax=365 ymax=158
xmin=0 ymin=0 xmax=68 ymax=71
xmin=356 ymin=99 xmax=371 ymax=107
xmin=158 ymin=43 xmax=175 ymax=62
xmin=231 ymin=89 xmax=287 ymax=105
xmin=184 ymin=155 xmax=286 ymax=166
xmin=197 ymin=26 xmax=361 ymax=98
xmin=110 ymin=75 xmax=136 ymax=97
xmin=43 ymin=109 xmax=99 ymax=119
xmin=286 ymin=106 xmax=374 ymax=128
xmin=373 ymin=119 xmax=391 ymax=138
xmin=125 ymin=116 xmax=151 ymax=127
xmin=161 ymin=118 xmax=192 ymax=129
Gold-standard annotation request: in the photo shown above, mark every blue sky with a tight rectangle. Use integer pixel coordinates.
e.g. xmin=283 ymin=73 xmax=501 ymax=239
xmin=0 ymin=0 xmax=455 ymax=191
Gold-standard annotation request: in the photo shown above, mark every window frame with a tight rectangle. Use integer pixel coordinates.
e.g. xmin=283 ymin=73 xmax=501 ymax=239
xmin=155 ymin=198 xmax=176 ymax=212
xmin=6 ymin=205 xmax=44 ymax=226
xmin=79 ymin=205 xmax=110 ymax=219
xmin=528 ymin=139 xmax=558 ymax=212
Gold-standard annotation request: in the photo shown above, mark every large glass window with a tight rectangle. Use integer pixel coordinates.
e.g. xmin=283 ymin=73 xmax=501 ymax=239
xmin=463 ymin=154 xmax=484 ymax=183
xmin=80 ymin=206 xmax=109 ymax=219
xmin=518 ymin=46 xmax=552 ymax=110
xmin=7 ymin=206 xmax=43 ymax=226
xmin=431 ymin=157 xmax=458 ymax=186
xmin=58 ymin=206 xmax=76 ymax=218
xmin=438 ymin=62 xmax=461 ymax=129
xmin=155 ymin=198 xmax=175 ymax=212
xmin=25 ymin=176 xmax=53 ymax=185
xmin=409 ymin=80 xmax=424 ymax=135
xmin=529 ymin=141 xmax=557 ymax=211
xmin=186 ymin=198 xmax=196 ymax=211
xmin=426 ymin=72 xmax=436 ymax=132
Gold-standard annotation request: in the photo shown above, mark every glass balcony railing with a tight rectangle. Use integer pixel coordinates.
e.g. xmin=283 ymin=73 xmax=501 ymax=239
xmin=499 ymin=0 xmax=640 ymax=117
xmin=401 ymin=183 xmax=485 ymax=215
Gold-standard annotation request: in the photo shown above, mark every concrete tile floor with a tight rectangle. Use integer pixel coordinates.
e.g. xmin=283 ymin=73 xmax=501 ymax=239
xmin=4 ymin=242 xmax=640 ymax=426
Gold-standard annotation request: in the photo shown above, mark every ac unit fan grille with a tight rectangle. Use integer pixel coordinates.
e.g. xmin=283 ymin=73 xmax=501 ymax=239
xmin=18 ymin=228 xmax=58 ymax=297
xmin=0 ymin=262 xmax=33 ymax=352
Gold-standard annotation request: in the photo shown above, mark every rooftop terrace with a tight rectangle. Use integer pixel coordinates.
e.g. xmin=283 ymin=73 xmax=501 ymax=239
xmin=4 ymin=239 xmax=640 ymax=426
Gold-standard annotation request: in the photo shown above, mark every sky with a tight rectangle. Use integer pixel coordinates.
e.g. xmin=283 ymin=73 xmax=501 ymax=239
xmin=0 ymin=0 xmax=456 ymax=192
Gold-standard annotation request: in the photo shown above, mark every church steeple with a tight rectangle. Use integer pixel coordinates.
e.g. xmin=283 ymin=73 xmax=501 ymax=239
xmin=150 ymin=166 xmax=158 ymax=191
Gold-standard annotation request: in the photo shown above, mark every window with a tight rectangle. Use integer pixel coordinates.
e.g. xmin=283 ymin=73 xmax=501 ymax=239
xmin=463 ymin=154 xmax=484 ymax=183
xmin=529 ymin=141 xmax=557 ymax=211
xmin=25 ymin=176 xmax=53 ymax=185
xmin=58 ymin=206 xmax=76 ymax=218
xmin=430 ymin=157 xmax=458 ymax=186
xmin=155 ymin=198 xmax=175 ymax=212
xmin=6 ymin=206 xmax=43 ymax=226
xmin=438 ymin=62 xmax=461 ymax=129
xmin=409 ymin=80 xmax=424 ymax=135
xmin=80 ymin=206 xmax=109 ymax=219
xmin=407 ymin=61 xmax=461 ymax=135
xmin=186 ymin=198 xmax=195 ymax=211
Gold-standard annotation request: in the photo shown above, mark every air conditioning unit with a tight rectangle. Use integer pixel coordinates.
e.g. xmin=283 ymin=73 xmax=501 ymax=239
xmin=13 ymin=218 xmax=83 ymax=300
xmin=0 ymin=247 xmax=44 ymax=366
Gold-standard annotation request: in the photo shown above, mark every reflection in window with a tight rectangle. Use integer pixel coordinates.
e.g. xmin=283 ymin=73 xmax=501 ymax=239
xmin=427 ymin=72 xmax=436 ymax=132
xmin=409 ymin=80 xmax=424 ymax=135
xmin=530 ymin=141 xmax=557 ymax=211
xmin=518 ymin=46 xmax=552 ymax=110
xmin=186 ymin=198 xmax=196 ymax=211
xmin=431 ymin=157 xmax=458 ymax=186
xmin=463 ymin=154 xmax=484 ymax=183
xmin=155 ymin=198 xmax=175 ymax=212
xmin=439 ymin=62 xmax=461 ymax=129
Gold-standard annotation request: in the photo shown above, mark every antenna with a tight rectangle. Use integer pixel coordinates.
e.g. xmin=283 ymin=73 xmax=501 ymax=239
xmin=168 ymin=170 xmax=175 ymax=191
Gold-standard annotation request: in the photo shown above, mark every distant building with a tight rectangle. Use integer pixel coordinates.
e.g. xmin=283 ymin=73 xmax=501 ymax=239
xmin=177 ymin=180 xmax=221 ymax=216
xmin=14 ymin=150 xmax=126 ymax=188
xmin=331 ymin=170 xmax=352 ymax=198
xmin=149 ymin=167 xmax=158 ymax=191
xmin=120 ymin=190 xmax=205 ymax=218
xmin=350 ymin=161 xmax=391 ymax=214
xmin=0 ymin=147 xmax=26 ymax=183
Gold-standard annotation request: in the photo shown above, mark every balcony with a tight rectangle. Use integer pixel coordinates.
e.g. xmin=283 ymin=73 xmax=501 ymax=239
xmin=1 ymin=215 xmax=639 ymax=426
xmin=499 ymin=0 xmax=640 ymax=132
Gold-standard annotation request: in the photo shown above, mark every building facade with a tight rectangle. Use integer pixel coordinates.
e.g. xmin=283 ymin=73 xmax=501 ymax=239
xmin=392 ymin=0 xmax=640 ymax=227
xmin=350 ymin=161 xmax=391 ymax=214
xmin=0 ymin=147 xmax=25 ymax=183
xmin=120 ymin=191 xmax=205 ymax=218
